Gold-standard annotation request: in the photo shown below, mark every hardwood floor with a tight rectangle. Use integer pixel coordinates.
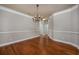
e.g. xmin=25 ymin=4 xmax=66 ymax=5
xmin=0 ymin=35 xmax=79 ymax=55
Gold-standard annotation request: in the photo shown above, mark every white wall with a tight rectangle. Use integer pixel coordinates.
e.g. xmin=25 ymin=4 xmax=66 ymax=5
xmin=0 ymin=6 xmax=39 ymax=46
xmin=0 ymin=5 xmax=79 ymax=48
xmin=48 ymin=5 xmax=79 ymax=48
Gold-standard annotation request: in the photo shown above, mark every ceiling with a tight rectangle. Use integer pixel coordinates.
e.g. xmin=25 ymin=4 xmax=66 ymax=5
xmin=0 ymin=4 xmax=75 ymax=18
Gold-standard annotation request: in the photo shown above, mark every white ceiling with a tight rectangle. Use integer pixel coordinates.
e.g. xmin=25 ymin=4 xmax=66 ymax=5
xmin=1 ymin=4 xmax=75 ymax=18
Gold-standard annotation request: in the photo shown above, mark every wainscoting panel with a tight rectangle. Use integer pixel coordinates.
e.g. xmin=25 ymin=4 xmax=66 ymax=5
xmin=0 ymin=6 xmax=40 ymax=46
xmin=48 ymin=5 xmax=79 ymax=48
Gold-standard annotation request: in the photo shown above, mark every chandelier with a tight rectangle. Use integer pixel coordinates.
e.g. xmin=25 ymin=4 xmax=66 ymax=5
xmin=32 ymin=4 xmax=47 ymax=22
xmin=32 ymin=4 xmax=48 ymax=35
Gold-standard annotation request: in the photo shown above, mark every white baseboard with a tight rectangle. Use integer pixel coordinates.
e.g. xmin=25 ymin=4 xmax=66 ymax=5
xmin=0 ymin=34 xmax=79 ymax=50
xmin=48 ymin=35 xmax=79 ymax=49
xmin=0 ymin=35 xmax=39 ymax=47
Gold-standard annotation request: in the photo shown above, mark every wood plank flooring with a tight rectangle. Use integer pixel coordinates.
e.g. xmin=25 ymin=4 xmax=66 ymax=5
xmin=0 ymin=35 xmax=79 ymax=55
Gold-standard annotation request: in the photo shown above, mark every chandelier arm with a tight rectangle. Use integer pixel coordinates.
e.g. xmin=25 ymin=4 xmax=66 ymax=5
xmin=33 ymin=4 xmax=45 ymax=22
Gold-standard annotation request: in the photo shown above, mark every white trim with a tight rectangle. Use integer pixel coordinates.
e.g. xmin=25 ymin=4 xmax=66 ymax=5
xmin=0 ymin=31 xmax=38 ymax=34
xmin=0 ymin=35 xmax=39 ymax=47
xmin=0 ymin=31 xmax=79 ymax=49
xmin=0 ymin=5 xmax=33 ymax=18
xmin=48 ymin=35 xmax=79 ymax=49
xmin=0 ymin=31 xmax=26 ymax=34
xmin=53 ymin=30 xmax=79 ymax=35
xmin=52 ymin=5 xmax=78 ymax=16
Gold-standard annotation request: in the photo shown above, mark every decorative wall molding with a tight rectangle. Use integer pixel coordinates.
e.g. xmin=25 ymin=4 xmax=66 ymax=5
xmin=48 ymin=29 xmax=79 ymax=49
xmin=0 ymin=5 xmax=33 ymax=18
xmin=0 ymin=35 xmax=39 ymax=47
xmin=0 ymin=6 xmax=39 ymax=47
xmin=53 ymin=30 xmax=79 ymax=35
xmin=52 ymin=5 xmax=78 ymax=16
xmin=0 ymin=31 xmax=39 ymax=34
xmin=48 ymin=4 xmax=79 ymax=49
xmin=0 ymin=5 xmax=79 ymax=50
xmin=48 ymin=35 xmax=79 ymax=49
